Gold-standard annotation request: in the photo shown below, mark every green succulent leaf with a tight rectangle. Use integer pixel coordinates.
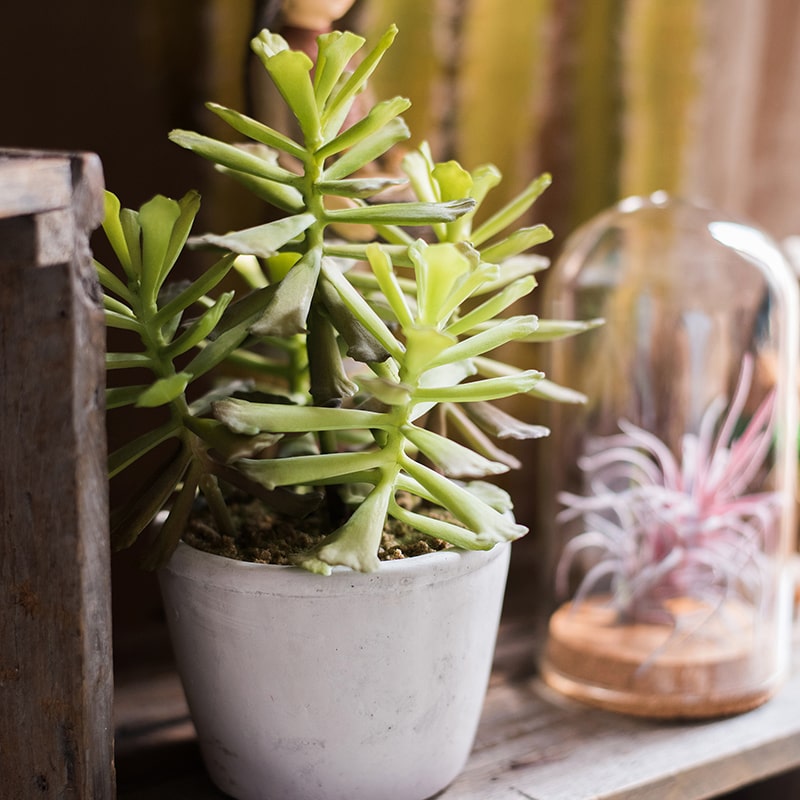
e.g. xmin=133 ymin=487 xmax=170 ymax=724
xmin=521 ymin=317 xmax=605 ymax=341
xmin=206 ymin=102 xmax=306 ymax=161
xmin=139 ymin=459 xmax=204 ymax=571
xmin=321 ymin=24 xmax=399 ymax=137
xmin=297 ymin=477 xmax=394 ymax=574
xmin=474 ymin=356 xmax=587 ymax=403
xmin=169 ymin=130 xmax=301 ymax=186
xmin=102 ymin=192 xmax=135 ymax=278
xmin=445 ymin=276 xmax=537 ymax=337
xmin=321 ymin=260 xmax=404 ymax=360
xmin=214 ymin=397 xmax=392 ymax=435
xmin=321 ymin=116 xmax=410 ymax=181
xmin=441 ymin=403 xmax=522 ymax=470
xmin=163 ymin=291 xmax=234 ymax=359
xmin=250 ymin=248 xmax=320 ymax=337
xmin=110 ymin=445 xmax=192 ymax=551
xmin=471 ymin=173 xmax=552 ymax=246
xmin=413 ymin=370 xmax=543 ymax=404
xmin=325 ymin=198 xmax=475 ymax=227
xmin=402 ymin=424 xmax=509 ymax=478
xmin=317 ymin=96 xmax=411 ymax=160
xmin=462 ymin=401 xmax=550 ymax=440
xmin=135 ymin=373 xmax=193 ymax=408
xmin=215 ymin=165 xmax=305 ymax=214
xmin=152 ymin=254 xmax=237 ymax=329
xmin=317 ymin=277 xmax=390 ymax=362
xmin=480 ymin=224 xmax=553 ymax=263
xmin=105 ymin=352 xmax=151 ymax=370
xmin=108 ymin=419 xmax=182 ymax=478
xmin=427 ymin=315 xmax=540 ymax=369
xmin=402 ymin=456 xmax=527 ymax=544
xmin=238 ymin=449 xmax=387 ymax=490
xmin=94 ymin=258 xmax=134 ymax=303
xmin=314 ymin=30 xmax=366 ymax=108
xmin=260 ymin=49 xmax=320 ymax=142
xmin=191 ymin=213 xmax=315 ymax=259
xmin=316 ymin=177 xmax=406 ymax=199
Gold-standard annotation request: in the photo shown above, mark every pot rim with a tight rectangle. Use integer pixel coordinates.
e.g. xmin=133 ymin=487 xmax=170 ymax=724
xmin=161 ymin=538 xmax=511 ymax=596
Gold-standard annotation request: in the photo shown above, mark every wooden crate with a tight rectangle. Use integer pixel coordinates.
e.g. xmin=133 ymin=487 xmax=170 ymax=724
xmin=0 ymin=149 xmax=114 ymax=798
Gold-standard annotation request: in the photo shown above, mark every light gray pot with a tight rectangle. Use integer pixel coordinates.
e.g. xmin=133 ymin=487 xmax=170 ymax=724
xmin=159 ymin=540 xmax=511 ymax=800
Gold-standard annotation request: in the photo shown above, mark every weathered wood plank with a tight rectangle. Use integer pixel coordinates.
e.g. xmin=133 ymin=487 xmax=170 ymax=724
xmin=0 ymin=150 xmax=114 ymax=798
xmin=0 ymin=150 xmax=76 ymax=219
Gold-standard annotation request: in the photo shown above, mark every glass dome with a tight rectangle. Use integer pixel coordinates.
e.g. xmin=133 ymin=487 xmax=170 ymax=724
xmin=540 ymin=193 xmax=798 ymax=718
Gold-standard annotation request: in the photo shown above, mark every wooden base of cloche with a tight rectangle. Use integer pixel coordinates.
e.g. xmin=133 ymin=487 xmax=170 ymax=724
xmin=541 ymin=596 xmax=779 ymax=719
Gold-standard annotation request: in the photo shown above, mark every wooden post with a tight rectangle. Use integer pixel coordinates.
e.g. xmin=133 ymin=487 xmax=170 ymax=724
xmin=0 ymin=150 xmax=114 ymax=798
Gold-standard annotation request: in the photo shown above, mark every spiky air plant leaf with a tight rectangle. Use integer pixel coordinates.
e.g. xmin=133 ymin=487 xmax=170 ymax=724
xmin=555 ymin=355 xmax=780 ymax=624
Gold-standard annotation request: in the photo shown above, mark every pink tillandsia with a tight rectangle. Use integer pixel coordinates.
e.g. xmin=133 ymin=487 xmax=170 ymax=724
xmin=556 ymin=355 xmax=780 ymax=625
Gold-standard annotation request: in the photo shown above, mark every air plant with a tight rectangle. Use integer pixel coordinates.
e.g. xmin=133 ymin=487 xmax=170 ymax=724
xmin=556 ymin=355 xmax=780 ymax=624
xmin=98 ymin=25 xmax=595 ymax=574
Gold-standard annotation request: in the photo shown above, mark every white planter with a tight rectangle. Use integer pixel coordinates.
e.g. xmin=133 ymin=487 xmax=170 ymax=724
xmin=158 ymin=540 xmax=511 ymax=800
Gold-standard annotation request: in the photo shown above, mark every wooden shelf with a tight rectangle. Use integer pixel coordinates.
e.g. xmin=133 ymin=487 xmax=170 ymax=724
xmin=115 ymin=613 xmax=800 ymax=800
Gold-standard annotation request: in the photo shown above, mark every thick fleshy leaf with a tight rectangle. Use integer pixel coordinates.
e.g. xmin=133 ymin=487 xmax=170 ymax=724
xmin=206 ymin=102 xmax=306 ymax=160
xmin=103 ymin=295 xmax=134 ymax=317
xmin=325 ymin=198 xmax=474 ymax=227
xmin=184 ymin=417 xmax=278 ymax=463
xmin=402 ymin=456 xmax=527 ymax=543
xmin=317 ymin=96 xmax=411 ymax=160
xmin=94 ymin=257 xmax=133 ymax=303
xmin=410 ymin=241 xmax=474 ymax=327
xmin=250 ymin=249 xmax=320 ymax=336
xmin=364 ymin=243 xmax=413 ymax=328
xmin=520 ymin=317 xmax=605 ymax=341
xmin=261 ymin=49 xmax=320 ymax=141
xmin=388 ymin=499 xmax=489 ymax=551
xmin=308 ymin=305 xmax=358 ymax=404
xmin=471 ymin=173 xmax=552 ymax=246
xmin=413 ymin=370 xmax=543 ymax=404
xmin=316 ymin=177 xmax=406 ymax=199
xmin=135 ymin=372 xmax=192 ymax=408
xmin=480 ymin=224 xmax=553 ymax=263
xmin=105 ymin=352 xmax=151 ymax=370
xmin=183 ymin=319 xmax=252 ymax=380
xmin=238 ymin=449 xmax=387 ymax=490
xmin=152 ymin=254 xmax=237 ymax=329
xmin=401 ymin=146 xmax=440 ymax=204
xmin=102 ymin=192 xmax=131 ymax=273
xmin=402 ymin=424 xmax=508 ymax=478
xmin=139 ymin=460 xmax=203 ymax=570
xmin=110 ymin=446 xmax=192 ymax=551
xmin=119 ymin=208 xmax=142 ymax=277
xmin=321 ymin=260 xmax=403 ymax=360
xmin=108 ymin=420 xmax=181 ymax=478
xmin=403 ymin=327 xmax=456 ymax=380
xmin=471 ymin=255 xmax=550 ymax=296
xmin=191 ymin=213 xmax=315 ymax=259
xmin=446 ymin=277 xmax=537 ymax=337
xmin=317 ymin=276 xmax=390 ymax=362
xmin=356 ymin=374 xmax=410 ymax=406
xmin=473 ymin=356 xmax=587 ymax=404
xmin=427 ymin=315 xmax=540 ymax=369
xmin=163 ymin=292 xmax=233 ymax=359
xmin=321 ymin=116 xmax=410 ymax=182
xmin=169 ymin=130 xmax=301 ymax=185
xmin=314 ymin=30 xmax=366 ymax=108
xmin=298 ymin=478 xmax=394 ymax=574
xmin=441 ymin=403 xmax=522 ymax=470
xmin=214 ymin=397 xmax=391 ymax=435
xmin=322 ymin=24 xmax=399 ymax=137
xmin=462 ymin=401 xmax=550 ymax=440
xmin=215 ymin=165 xmax=305 ymax=213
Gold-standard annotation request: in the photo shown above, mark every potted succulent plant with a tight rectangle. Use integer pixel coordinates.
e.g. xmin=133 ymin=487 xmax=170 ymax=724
xmin=98 ymin=24 xmax=590 ymax=800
